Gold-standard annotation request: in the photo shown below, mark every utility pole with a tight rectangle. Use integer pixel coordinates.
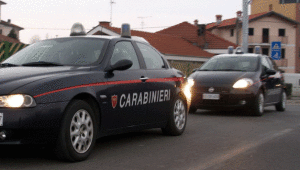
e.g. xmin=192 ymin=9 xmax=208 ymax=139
xmin=138 ymin=16 xmax=152 ymax=30
xmin=110 ymin=0 xmax=116 ymax=26
xmin=242 ymin=0 xmax=249 ymax=53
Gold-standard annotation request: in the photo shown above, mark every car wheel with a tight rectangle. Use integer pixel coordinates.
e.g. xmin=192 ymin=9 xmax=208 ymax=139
xmin=55 ymin=100 xmax=97 ymax=162
xmin=189 ymin=106 xmax=197 ymax=114
xmin=162 ymin=96 xmax=187 ymax=136
xmin=275 ymin=90 xmax=286 ymax=112
xmin=252 ymin=90 xmax=264 ymax=116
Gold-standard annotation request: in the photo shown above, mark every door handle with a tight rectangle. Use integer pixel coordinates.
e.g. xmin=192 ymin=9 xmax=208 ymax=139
xmin=140 ymin=77 xmax=149 ymax=82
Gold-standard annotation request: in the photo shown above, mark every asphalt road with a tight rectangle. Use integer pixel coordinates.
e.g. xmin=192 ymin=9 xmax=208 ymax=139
xmin=1 ymin=104 xmax=300 ymax=170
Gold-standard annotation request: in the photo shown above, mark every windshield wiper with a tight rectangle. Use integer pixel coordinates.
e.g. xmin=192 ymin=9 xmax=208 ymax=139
xmin=22 ymin=61 xmax=63 ymax=66
xmin=0 ymin=63 xmax=19 ymax=67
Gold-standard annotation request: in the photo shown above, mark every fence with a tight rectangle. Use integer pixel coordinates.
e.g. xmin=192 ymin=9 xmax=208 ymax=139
xmin=0 ymin=41 xmax=28 ymax=62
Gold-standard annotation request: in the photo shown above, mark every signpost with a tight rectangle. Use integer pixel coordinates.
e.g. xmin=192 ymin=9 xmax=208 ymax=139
xmin=271 ymin=41 xmax=281 ymax=60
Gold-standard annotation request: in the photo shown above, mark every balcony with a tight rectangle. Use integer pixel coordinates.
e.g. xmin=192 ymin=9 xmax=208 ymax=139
xmin=248 ymin=35 xmax=288 ymax=44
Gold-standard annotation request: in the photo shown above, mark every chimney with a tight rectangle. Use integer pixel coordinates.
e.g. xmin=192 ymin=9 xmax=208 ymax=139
xmin=7 ymin=19 xmax=10 ymax=24
xmin=269 ymin=4 xmax=273 ymax=11
xmin=99 ymin=21 xmax=110 ymax=27
xmin=197 ymin=24 xmax=207 ymax=49
xmin=194 ymin=19 xmax=198 ymax=26
xmin=216 ymin=15 xmax=222 ymax=24
xmin=236 ymin=11 xmax=242 ymax=19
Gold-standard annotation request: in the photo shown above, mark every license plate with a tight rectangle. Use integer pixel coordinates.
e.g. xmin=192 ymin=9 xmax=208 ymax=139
xmin=203 ymin=93 xmax=220 ymax=100
xmin=0 ymin=113 xmax=3 ymax=126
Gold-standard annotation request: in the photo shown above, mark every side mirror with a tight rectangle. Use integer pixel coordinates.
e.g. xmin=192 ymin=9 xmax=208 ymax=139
xmin=192 ymin=69 xmax=197 ymax=73
xmin=266 ymin=69 xmax=276 ymax=75
xmin=105 ymin=59 xmax=133 ymax=73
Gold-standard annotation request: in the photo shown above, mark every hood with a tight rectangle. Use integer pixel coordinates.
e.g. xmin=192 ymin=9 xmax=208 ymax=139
xmin=191 ymin=71 xmax=256 ymax=86
xmin=0 ymin=66 xmax=90 ymax=95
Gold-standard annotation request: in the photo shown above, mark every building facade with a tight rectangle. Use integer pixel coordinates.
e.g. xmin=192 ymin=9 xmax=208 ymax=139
xmin=207 ymin=11 xmax=299 ymax=73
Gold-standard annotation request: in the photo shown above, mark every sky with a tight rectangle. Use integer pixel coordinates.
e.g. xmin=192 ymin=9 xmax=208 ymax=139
xmin=2 ymin=0 xmax=246 ymax=44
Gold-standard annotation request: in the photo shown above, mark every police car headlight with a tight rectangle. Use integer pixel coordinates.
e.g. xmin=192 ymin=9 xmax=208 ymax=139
xmin=233 ymin=78 xmax=253 ymax=89
xmin=187 ymin=78 xmax=195 ymax=87
xmin=183 ymin=78 xmax=194 ymax=100
xmin=0 ymin=95 xmax=36 ymax=108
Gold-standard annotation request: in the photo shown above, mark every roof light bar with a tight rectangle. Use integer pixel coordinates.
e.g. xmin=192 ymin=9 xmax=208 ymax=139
xmin=228 ymin=46 xmax=234 ymax=54
xmin=70 ymin=22 xmax=87 ymax=36
xmin=121 ymin=23 xmax=131 ymax=38
xmin=235 ymin=47 xmax=244 ymax=54
xmin=254 ymin=46 xmax=261 ymax=54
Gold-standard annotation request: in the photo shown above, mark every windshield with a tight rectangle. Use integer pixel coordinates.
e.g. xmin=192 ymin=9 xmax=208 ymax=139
xmin=199 ymin=56 xmax=259 ymax=72
xmin=3 ymin=38 xmax=107 ymax=66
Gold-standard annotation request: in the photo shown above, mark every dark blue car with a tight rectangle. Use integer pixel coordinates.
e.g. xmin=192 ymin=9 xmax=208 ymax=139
xmin=0 ymin=23 xmax=188 ymax=161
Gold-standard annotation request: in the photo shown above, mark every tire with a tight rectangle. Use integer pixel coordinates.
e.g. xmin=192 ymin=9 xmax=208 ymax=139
xmin=189 ymin=106 xmax=197 ymax=114
xmin=275 ymin=90 xmax=286 ymax=112
xmin=162 ymin=96 xmax=187 ymax=136
xmin=54 ymin=100 xmax=97 ymax=162
xmin=252 ymin=90 xmax=264 ymax=116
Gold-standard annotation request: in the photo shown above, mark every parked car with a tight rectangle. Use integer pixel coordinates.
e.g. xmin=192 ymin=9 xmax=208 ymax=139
xmin=0 ymin=23 xmax=189 ymax=161
xmin=188 ymin=47 xmax=286 ymax=116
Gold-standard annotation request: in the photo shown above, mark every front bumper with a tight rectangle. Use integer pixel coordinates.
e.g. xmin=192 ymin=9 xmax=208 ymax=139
xmin=0 ymin=101 xmax=68 ymax=144
xmin=190 ymin=87 xmax=257 ymax=110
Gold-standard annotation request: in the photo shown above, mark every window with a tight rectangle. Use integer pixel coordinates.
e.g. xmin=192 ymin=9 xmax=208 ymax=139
xmin=281 ymin=48 xmax=285 ymax=59
xmin=279 ymin=29 xmax=285 ymax=37
xmin=262 ymin=48 xmax=269 ymax=56
xmin=136 ymin=43 xmax=165 ymax=69
xmin=248 ymin=48 xmax=254 ymax=53
xmin=0 ymin=29 xmax=2 ymax=35
xmin=230 ymin=29 xmax=234 ymax=37
xmin=249 ymin=28 xmax=254 ymax=36
xmin=111 ymin=41 xmax=140 ymax=70
xmin=280 ymin=0 xmax=297 ymax=4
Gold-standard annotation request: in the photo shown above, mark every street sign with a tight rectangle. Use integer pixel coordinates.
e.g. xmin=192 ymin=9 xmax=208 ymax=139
xmin=271 ymin=41 xmax=281 ymax=60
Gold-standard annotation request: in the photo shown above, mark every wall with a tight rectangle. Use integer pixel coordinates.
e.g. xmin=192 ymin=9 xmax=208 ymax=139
xmin=251 ymin=0 xmax=296 ymax=19
xmin=168 ymin=60 xmax=204 ymax=76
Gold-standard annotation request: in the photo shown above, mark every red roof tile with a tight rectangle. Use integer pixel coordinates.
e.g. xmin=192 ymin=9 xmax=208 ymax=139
xmin=155 ymin=21 xmax=237 ymax=49
xmin=206 ymin=12 xmax=269 ymax=30
xmin=99 ymin=26 xmax=214 ymax=58
xmin=0 ymin=34 xmax=21 ymax=43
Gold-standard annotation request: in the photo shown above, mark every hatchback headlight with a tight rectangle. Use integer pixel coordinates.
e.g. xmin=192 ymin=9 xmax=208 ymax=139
xmin=233 ymin=78 xmax=254 ymax=89
xmin=0 ymin=94 xmax=36 ymax=108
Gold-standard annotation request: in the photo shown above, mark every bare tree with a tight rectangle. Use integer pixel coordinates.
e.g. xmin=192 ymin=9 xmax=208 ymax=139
xmin=30 ymin=35 xmax=41 ymax=44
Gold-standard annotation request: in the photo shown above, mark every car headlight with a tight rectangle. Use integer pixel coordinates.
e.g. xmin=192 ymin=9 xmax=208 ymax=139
xmin=0 ymin=94 xmax=36 ymax=108
xmin=183 ymin=78 xmax=195 ymax=100
xmin=233 ymin=78 xmax=254 ymax=89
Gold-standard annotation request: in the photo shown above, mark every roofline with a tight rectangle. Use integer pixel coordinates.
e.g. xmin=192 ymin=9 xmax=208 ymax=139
xmin=207 ymin=11 xmax=300 ymax=30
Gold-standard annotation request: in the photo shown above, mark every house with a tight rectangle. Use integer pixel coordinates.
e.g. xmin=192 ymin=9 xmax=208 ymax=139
xmin=156 ymin=21 xmax=238 ymax=54
xmin=87 ymin=22 xmax=215 ymax=75
xmin=250 ymin=0 xmax=300 ymax=73
xmin=0 ymin=1 xmax=23 ymax=42
xmin=206 ymin=11 xmax=300 ymax=73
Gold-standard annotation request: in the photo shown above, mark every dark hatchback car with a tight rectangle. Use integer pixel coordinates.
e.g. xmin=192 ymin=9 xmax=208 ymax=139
xmin=0 ymin=23 xmax=188 ymax=161
xmin=188 ymin=51 xmax=286 ymax=116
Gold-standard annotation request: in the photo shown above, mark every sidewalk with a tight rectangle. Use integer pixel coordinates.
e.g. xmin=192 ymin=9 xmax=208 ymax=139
xmin=287 ymin=96 xmax=300 ymax=105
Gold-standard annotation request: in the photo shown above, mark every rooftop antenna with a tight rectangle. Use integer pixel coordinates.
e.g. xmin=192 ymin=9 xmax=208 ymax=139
xmin=110 ymin=0 xmax=116 ymax=26
xmin=138 ymin=16 xmax=152 ymax=29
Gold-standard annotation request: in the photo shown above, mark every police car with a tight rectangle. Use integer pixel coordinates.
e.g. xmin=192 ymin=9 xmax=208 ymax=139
xmin=188 ymin=46 xmax=286 ymax=116
xmin=0 ymin=23 xmax=189 ymax=161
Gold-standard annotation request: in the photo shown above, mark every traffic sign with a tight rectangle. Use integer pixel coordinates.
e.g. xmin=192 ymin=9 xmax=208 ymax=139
xmin=271 ymin=41 xmax=281 ymax=60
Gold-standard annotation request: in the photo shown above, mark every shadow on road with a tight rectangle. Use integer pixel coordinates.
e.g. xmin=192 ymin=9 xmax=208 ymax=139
xmin=192 ymin=108 xmax=274 ymax=117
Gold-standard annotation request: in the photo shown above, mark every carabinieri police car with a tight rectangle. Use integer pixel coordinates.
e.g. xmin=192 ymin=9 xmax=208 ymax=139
xmin=188 ymin=46 xmax=286 ymax=116
xmin=0 ymin=23 xmax=190 ymax=161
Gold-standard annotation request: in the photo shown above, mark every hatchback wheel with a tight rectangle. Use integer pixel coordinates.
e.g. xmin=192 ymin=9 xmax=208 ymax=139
xmin=252 ymin=91 xmax=264 ymax=116
xmin=275 ymin=90 xmax=287 ymax=111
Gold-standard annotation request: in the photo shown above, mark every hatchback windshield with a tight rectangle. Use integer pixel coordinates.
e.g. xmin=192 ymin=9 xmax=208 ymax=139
xmin=3 ymin=38 xmax=107 ymax=66
xmin=199 ymin=56 xmax=259 ymax=72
